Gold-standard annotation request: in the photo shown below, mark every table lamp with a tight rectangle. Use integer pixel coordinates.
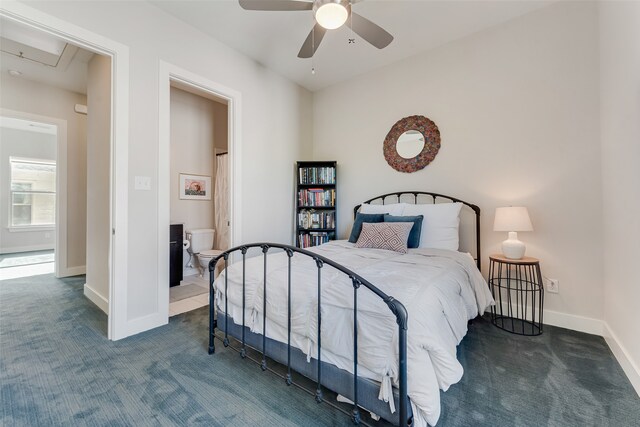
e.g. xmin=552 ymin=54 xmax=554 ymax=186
xmin=493 ymin=207 xmax=533 ymax=259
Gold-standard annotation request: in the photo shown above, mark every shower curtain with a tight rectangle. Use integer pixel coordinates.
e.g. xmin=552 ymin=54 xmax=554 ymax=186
xmin=214 ymin=153 xmax=230 ymax=250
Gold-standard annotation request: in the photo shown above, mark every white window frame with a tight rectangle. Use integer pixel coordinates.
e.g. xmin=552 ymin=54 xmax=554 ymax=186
xmin=8 ymin=156 xmax=57 ymax=231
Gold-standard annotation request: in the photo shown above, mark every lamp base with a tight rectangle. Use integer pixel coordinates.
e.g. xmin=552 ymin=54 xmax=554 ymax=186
xmin=502 ymin=231 xmax=526 ymax=259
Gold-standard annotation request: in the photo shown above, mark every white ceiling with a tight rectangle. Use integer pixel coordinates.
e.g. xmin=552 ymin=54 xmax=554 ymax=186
xmin=152 ymin=0 xmax=553 ymax=92
xmin=0 ymin=16 xmax=94 ymax=94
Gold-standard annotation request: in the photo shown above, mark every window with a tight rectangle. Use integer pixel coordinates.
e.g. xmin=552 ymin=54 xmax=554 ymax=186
xmin=9 ymin=158 xmax=56 ymax=227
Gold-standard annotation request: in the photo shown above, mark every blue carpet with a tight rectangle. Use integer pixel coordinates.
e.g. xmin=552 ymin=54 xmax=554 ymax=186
xmin=1 ymin=274 xmax=639 ymax=426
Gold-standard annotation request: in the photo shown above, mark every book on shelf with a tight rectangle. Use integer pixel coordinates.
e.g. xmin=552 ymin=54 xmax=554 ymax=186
xmin=298 ymin=209 xmax=336 ymax=230
xmin=298 ymin=166 xmax=336 ymax=185
xmin=298 ymin=188 xmax=336 ymax=207
xmin=297 ymin=231 xmax=333 ymax=248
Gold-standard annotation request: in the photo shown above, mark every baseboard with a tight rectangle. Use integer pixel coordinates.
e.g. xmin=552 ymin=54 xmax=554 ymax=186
xmin=493 ymin=302 xmax=604 ymax=335
xmin=57 ymin=265 xmax=86 ymax=278
xmin=603 ymin=323 xmax=640 ymax=397
xmin=124 ymin=313 xmax=167 ymax=338
xmin=83 ymin=283 xmax=108 ymax=314
xmin=542 ymin=308 xmax=604 ymax=336
xmin=0 ymin=244 xmax=55 ymax=254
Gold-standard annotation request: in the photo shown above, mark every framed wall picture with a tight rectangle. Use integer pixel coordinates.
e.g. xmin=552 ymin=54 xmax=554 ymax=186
xmin=179 ymin=173 xmax=211 ymax=200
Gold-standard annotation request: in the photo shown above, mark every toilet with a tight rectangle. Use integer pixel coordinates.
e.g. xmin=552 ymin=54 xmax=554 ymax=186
xmin=188 ymin=228 xmax=223 ymax=280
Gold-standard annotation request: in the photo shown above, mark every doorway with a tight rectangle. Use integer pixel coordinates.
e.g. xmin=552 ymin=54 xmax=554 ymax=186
xmin=0 ymin=3 xmax=129 ymax=339
xmin=158 ymin=62 xmax=242 ymax=321
xmin=167 ymin=85 xmax=229 ymax=316
xmin=1 ymin=17 xmax=111 ymax=314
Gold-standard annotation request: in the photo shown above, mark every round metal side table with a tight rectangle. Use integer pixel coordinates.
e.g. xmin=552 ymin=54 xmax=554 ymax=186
xmin=488 ymin=254 xmax=544 ymax=336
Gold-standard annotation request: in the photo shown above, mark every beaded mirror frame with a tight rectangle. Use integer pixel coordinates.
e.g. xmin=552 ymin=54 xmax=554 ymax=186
xmin=383 ymin=115 xmax=441 ymax=173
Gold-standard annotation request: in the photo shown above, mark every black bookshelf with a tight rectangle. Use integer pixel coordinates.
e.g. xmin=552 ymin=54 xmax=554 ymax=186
xmin=295 ymin=161 xmax=337 ymax=248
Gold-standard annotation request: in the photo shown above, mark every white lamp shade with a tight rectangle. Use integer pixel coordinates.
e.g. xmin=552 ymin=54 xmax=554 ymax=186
xmin=494 ymin=207 xmax=533 ymax=232
xmin=315 ymin=3 xmax=348 ymax=30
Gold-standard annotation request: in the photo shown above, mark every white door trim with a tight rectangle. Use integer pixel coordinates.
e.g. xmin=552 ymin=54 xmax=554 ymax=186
xmin=0 ymin=2 xmax=130 ymax=340
xmin=0 ymin=108 xmax=71 ymax=276
xmin=158 ymin=61 xmax=242 ymax=321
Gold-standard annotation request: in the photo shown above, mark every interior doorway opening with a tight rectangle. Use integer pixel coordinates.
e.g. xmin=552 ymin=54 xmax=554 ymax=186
xmin=0 ymin=4 xmax=128 ymax=339
xmin=158 ymin=62 xmax=242 ymax=323
xmin=168 ymin=84 xmax=229 ymax=316
xmin=0 ymin=16 xmax=112 ymax=313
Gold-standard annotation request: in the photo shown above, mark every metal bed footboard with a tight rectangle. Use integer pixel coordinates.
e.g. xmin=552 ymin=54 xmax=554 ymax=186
xmin=208 ymin=243 xmax=411 ymax=427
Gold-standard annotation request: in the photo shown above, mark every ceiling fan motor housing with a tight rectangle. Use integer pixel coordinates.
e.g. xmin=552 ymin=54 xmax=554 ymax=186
xmin=313 ymin=0 xmax=351 ymax=30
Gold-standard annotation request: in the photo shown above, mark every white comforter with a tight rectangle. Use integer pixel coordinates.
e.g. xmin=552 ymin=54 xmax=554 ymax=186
xmin=214 ymin=240 xmax=494 ymax=426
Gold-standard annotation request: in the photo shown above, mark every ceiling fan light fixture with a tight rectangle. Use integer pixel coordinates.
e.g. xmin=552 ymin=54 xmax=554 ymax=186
xmin=314 ymin=1 xmax=348 ymax=30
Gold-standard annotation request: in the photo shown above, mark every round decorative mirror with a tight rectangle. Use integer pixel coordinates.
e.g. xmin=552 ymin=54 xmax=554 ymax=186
xmin=396 ymin=130 xmax=425 ymax=159
xmin=383 ymin=115 xmax=441 ymax=173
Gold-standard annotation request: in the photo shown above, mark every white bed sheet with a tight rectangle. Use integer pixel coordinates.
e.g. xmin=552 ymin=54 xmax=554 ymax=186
xmin=214 ymin=240 xmax=494 ymax=426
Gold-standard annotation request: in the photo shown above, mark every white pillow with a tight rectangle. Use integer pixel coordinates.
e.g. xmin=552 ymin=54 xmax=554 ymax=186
xmin=402 ymin=203 xmax=463 ymax=250
xmin=359 ymin=202 xmax=406 ymax=216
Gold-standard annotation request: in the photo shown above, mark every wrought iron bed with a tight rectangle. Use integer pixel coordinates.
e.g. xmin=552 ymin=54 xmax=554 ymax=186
xmin=208 ymin=191 xmax=481 ymax=426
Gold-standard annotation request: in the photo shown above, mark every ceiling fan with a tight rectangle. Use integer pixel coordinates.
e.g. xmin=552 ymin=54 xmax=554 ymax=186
xmin=238 ymin=0 xmax=394 ymax=58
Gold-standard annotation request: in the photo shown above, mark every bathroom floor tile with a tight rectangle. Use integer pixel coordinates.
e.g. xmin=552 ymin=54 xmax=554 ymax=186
xmin=169 ymin=294 xmax=208 ymax=317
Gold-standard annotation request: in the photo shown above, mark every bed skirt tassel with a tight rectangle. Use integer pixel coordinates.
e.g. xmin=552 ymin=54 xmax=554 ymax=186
xmin=379 ymin=372 xmax=396 ymax=414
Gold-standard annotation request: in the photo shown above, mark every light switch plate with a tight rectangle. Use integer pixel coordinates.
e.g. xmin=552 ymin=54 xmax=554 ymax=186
xmin=134 ymin=176 xmax=151 ymax=191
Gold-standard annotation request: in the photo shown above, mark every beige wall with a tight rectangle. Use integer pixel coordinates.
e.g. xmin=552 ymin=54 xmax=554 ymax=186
xmin=313 ymin=2 xmax=603 ymax=322
xmin=85 ymin=54 xmax=111 ymax=308
xmin=599 ymin=0 xmax=640 ymax=390
xmin=0 ymin=74 xmax=87 ymax=269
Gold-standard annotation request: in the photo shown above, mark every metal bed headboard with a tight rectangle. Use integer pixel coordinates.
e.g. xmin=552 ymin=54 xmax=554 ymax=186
xmin=353 ymin=191 xmax=482 ymax=271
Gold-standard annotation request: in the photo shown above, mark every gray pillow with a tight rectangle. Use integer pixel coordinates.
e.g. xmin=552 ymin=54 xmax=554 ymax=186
xmin=348 ymin=213 xmax=386 ymax=243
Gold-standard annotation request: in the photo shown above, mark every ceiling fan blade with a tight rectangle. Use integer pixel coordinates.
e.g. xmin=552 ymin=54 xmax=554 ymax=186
xmin=298 ymin=23 xmax=327 ymax=58
xmin=350 ymin=12 xmax=394 ymax=49
xmin=238 ymin=0 xmax=313 ymax=11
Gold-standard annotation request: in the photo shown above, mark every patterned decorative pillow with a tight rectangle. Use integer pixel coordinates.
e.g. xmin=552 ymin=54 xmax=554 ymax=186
xmin=383 ymin=214 xmax=424 ymax=249
xmin=355 ymin=222 xmax=414 ymax=253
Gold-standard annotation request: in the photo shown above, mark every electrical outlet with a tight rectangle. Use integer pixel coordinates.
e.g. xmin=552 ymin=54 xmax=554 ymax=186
xmin=544 ymin=278 xmax=559 ymax=294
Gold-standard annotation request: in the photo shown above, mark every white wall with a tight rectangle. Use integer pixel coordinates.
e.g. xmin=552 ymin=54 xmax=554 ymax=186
xmin=599 ymin=0 xmax=640 ymax=392
xmin=0 ymin=127 xmax=56 ymax=253
xmin=23 ymin=1 xmax=313 ymax=329
xmin=0 ymin=75 xmax=87 ymax=269
xmin=313 ymin=2 xmax=603 ymax=323
xmin=84 ymin=53 xmax=111 ymax=311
